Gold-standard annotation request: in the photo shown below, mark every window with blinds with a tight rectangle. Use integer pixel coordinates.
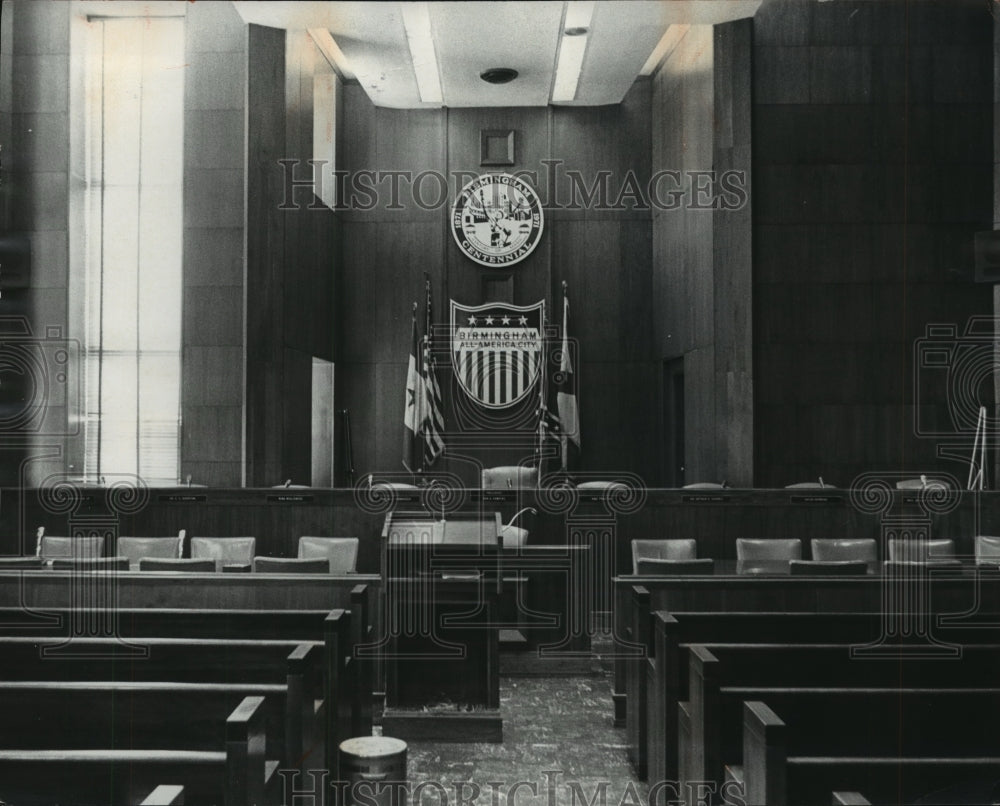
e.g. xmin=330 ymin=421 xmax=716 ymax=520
xmin=81 ymin=17 xmax=183 ymax=483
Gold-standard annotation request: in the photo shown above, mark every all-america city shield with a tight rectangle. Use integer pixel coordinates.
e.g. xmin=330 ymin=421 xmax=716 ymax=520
xmin=450 ymin=300 xmax=545 ymax=409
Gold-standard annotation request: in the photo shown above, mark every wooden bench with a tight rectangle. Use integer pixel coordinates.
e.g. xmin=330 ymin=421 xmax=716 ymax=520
xmin=680 ymin=641 xmax=1000 ymax=795
xmin=620 ymin=584 xmax=889 ymax=741
xmin=737 ymin=699 xmax=1000 ymax=806
xmin=0 ymin=584 xmax=374 ymax=736
xmin=0 ymin=588 xmax=369 ymax=800
xmin=0 ymin=694 xmax=276 ymax=806
xmin=0 ymin=633 xmax=330 ymax=761
xmin=0 ymin=635 xmax=319 ymax=682
xmin=639 ymin=605 xmax=1000 ymax=785
xmin=688 ymin=680 xmax=1000 ymax=799
xmin=614 ymin=569 xmax=1000 ymax=728
xmin=0 ymin=606 xmax=337 ymax=640
xmin=0 ymin=608 xmax=361 ymax=800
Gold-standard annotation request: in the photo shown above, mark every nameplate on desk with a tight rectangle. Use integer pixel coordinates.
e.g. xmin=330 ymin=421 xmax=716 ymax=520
xmin=682 ymin=494 xmax=727 ymax=503
xmin=478 ymin=492 xmax=513 ymax=504
xmin=158 ymin=494 xmax=207 ymax=503
xmin=790 ymin=495 xmax=844 ymax=504
xmin=266 ymin=494 xmax=314 ymax=504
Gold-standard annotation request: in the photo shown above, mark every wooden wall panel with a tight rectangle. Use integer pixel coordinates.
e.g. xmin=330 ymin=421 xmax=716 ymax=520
xmin=245 ymin=24 xmax=287 ymax=487
xmin=713 ymin=19 xmax=754 ymax=486
xmin=752 ymin=0 xmax=994 ymax=488
xmin=241 ymin=28 xmax=340 ymax=487
xmin=339 ymin=89 xmax=656 ymax=484
xmin=180 ymin=1 xmax=248 ymax=487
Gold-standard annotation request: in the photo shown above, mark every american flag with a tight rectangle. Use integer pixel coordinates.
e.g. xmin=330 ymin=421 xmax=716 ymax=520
xmin=421 ymin=279 xmax=445 ymax=467
xmin=537 ymin=290 xmax=580 ymax=474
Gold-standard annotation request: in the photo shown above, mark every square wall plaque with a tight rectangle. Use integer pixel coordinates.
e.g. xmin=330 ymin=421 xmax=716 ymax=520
xmin=480 ymin=129 xmax=515 ymax=166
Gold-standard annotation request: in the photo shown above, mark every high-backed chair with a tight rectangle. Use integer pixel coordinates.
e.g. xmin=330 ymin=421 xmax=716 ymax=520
xmin=482 ymin=466 xmax=538 ymax=490
xmin=887 ymin=538 xmax=955 ymax=563
xmin=811 ymin=538 xmax=877 ymax=563
xmin=736 ymin=538 xmax=802 ymax=561
xmin=298 ymin=537 xmax=359 ymax=573
xmin=190 ymin=537 xmax=256 ymax=572
xmin=790 ymin=560 xmax=869 ymax=576
xmin=631 ymin=539 xmax=697 ymax=574
xmin=253 ymin=557 xmax=331 ymax=574
xmin=117 ymin=532 xmax=185 ymax=570
xmin=139 ymin=558 xmax=216 ymax=572
xmin=38 ymin=535 xmax=104 ymax=561
xmin=51 ymin=556 xmax=128 ymax=571
xmin=975 ymin=535 xmax=1000 ymax=564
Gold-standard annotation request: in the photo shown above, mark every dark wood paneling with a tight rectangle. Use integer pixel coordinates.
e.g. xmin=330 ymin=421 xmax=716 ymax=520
xmin=245 ymin=24 xmax=287 ymax=487
xmin=338 ymin=88 xmax=655 ymax=482
xmin=549 ymin=80 xmax=651 ymax=222
xmin=714 ymin=19 xmax=754 ymax=486
xmin=241 ymin=29 xmax=341 ymax=486
xmin=180 ymin=2 xmax=247 ymax=486
xmin=751 ymin=0 xmax=994 ymax=488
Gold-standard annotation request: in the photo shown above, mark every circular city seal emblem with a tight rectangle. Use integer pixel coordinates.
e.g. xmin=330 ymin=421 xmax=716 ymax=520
xmin=451 ymin=173 xmax=544 ymax=267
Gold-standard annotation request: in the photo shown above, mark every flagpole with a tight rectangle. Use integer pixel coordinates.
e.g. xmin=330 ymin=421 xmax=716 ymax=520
xmin=421 ymin=273 xmax=445 ymax=470
xmin=403 ymin=301 xmax=419 ymax=476
xmin=423 ymin=272 xmax=432 ymax=342
xmin=537 ymin=302 xmax=548 ymax=487
xmin=422 ymin=277 xmax=431 ymax=476
xmin=561 ymin=282 xmax=569 ymax=473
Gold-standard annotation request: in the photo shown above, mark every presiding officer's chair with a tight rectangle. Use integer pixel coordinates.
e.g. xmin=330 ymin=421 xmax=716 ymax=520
xmin=887 ymin=538 xmax=956 ymax=563
xmin=811 ymin=538 xmax=877 ymax=563
xmin=298 ymin=537 xmax=359 ymax=573
xmin=631 ymin=539 xmax=697 ymax=574
xmin=975 ymin=535 xmax=1000 ymax=564
xmin=37 ymin=533 xmax=104 ymax=561
xmin=118 ymin=532 xmax=186 ymax=570
xmin=190 ymin=537 xmax=256 ymax=572
xmin=736 ymin=538 xmax=802 ymax=561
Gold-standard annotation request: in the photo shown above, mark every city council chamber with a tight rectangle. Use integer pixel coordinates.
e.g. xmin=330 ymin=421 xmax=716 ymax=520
xmin=1 ymin=0 xmax=999 ymax=804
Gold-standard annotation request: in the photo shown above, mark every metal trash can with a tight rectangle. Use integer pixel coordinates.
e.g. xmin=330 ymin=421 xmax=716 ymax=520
xmin=339 ymin=736 xmax=408 ymax=806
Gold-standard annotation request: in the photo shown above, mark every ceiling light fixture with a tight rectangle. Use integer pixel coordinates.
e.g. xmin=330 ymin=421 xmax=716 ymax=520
xmin=480 ymin=68 xmax=519 ymax=85
xmin=400 ymin=2 xmax=443 ymax=105
xmin=552 ymin=0 xmax=596 ymax=103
